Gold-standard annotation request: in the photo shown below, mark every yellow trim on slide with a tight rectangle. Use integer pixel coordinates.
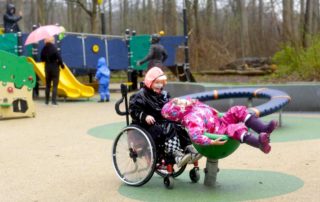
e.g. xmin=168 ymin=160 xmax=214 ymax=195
xmin=27 ymin=57 xmax=94 ymax=98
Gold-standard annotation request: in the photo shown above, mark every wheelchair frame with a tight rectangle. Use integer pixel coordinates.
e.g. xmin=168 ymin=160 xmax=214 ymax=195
xmin=112 ymin=84 xmax=200 ymax=188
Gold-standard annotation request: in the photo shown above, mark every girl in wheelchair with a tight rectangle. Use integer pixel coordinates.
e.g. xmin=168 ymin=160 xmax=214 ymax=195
xmin=129 ymin=67 xmax=200 ymax=168
xmin=161 ymin=98 xmax=278 ymax=154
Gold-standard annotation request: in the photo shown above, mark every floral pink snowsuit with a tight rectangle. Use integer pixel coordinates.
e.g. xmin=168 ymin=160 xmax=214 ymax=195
xmin=161 ymin=99 xmax=249 ymax=145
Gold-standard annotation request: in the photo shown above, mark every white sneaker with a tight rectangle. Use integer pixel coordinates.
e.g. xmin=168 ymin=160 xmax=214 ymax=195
xmin=173 ymin=151 xmax=192 ymax=168
xmin=185 ymin=145 xmax=203 ymax=163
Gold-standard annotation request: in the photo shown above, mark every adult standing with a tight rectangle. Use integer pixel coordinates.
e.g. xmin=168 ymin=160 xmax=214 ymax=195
xmin=40 ymin=37 xmax=65 ymax=105
xmin=3 ymin=3 xmax=23 ymax=33
xmin=137 ymin=34 xmax=168 ymax=71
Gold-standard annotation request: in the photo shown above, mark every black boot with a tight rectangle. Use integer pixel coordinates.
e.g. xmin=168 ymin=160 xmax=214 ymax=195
xmin=242 ymin=132 xmax=271 ymax=154
xmin=245 ymin=115 xmax=278 ymax=134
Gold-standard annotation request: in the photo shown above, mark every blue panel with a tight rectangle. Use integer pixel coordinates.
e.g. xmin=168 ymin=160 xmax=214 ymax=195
xmin=85 ymin=36 xmax=107 ymax=69
xmin=160 ymin=36 xmax=185 ymax=66
xmin=60 ymin=35 xmax=84 ymax=69
xmin=107 ymin=38 xmax=128 ymax=70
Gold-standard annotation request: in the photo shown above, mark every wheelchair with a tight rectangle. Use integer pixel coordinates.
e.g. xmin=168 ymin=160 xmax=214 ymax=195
xmin=112 ymin=84 xmax=200 ymax=189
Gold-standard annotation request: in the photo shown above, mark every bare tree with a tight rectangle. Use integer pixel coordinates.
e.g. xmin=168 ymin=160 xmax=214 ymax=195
xmin=303 ymin=0 xmax=313 ymax=48
xmin=107 ymin=0 xmax=112 ymax=34
xmin=237 ymin=0 xmax=250 ymax=56
xmin=282 ymin=0 xmax=294 ymax=42
xmin=72 ymin=0 xmax=100 ymax=33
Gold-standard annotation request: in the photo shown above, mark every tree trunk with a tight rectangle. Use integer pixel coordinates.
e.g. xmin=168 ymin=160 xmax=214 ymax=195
xmin=123 ymin=0 xmax=128 ymax=31
xmin=312 ymin=0 xmax=319 ymax=33
xmin=107 ymin=0 xmax=112 ymax=34
xmin=37 ymin=0 xmax=46 ymax=26
xmin=67 ymin=1 xmax=74 ymax=31
xmin=303 ymin=0 xmax=313 ymax=48
xmin=258 ymin=0 xmax=264 ymax=51
xmin=205 ymin=0 xmax=213 ymax=38
xmin=282 ymin=0 xmax=293 ymax=42
xmin=91 ymin=0 xmax=99 ymax=34
xmin=237 ymin=0 xmax=250 ymax=57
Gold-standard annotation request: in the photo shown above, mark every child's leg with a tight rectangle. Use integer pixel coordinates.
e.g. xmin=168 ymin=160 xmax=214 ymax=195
xmin=163 ymin=123 xmax=191 ymax=167
xmin=98 ymin=84 xmax=105 ymax=101
xmin=105 ymin=83 xmax=110 ymax=101
xmin=245 ymin=114 xmax=278 ymax=134
xmin=241 ymin=132 xmax=271 ymax=154
xmin=225 ymin=123 xmax=271 ymax=154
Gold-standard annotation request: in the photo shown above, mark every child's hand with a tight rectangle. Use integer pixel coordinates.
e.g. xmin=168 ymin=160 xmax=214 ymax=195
xmin=145 ymin=115 xmax=156 ymax=125
xmin=210 ymin=137 xmax=227 ymax=145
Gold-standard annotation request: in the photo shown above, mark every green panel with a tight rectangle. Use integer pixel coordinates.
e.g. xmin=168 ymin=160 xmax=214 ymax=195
xmin=0 ymin=50 xmax=36 ymax=89
xmin=24 ymin=45 xmax=33 ymax=57
xmin=0 ymin=51 xmax=15 ymax=83
xmin=14 ymin=56 xmax=36 ymax=89
xmin=0 ymin=33 xmax=18 ymax=55
xmin=193 ymin=133 xmax=240 ymax=159
xmin=129 ymin=35 xmax=150 ymax=70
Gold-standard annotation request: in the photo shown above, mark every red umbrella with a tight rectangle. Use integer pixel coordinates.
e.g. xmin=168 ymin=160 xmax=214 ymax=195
xmin=25 ymin=25 xmax=64 ymax=45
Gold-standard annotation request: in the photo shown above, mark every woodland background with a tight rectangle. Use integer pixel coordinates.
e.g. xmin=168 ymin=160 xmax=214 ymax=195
xmin=1 ymin=0 xmax=320 ymax=81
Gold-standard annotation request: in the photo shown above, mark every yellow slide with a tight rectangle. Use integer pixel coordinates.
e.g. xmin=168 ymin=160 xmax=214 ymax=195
xmin=28 ymin=57 xmax=95 ymax=99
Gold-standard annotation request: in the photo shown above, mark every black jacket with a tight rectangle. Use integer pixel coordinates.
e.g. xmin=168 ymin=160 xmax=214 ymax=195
xmin=40 ymin=43 xmax=64 ymax=74
xmin=140 ymin=44 xmax=168 ymax=69
xmin=3 ymin=4 xmax=22 ymax=33
xmin=129 ymin=87 xmax=170 ymax=126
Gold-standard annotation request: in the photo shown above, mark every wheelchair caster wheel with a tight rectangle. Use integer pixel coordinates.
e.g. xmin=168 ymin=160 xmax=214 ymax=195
xmin=189 ymin=167 xmax=200 ymax=183
xmin=164 ymin=176 xmax=174 ymax=189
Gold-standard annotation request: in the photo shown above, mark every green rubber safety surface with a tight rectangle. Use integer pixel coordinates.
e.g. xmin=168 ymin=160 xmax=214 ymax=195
xmin=87 ymin=114 xmax=313 ymax=201
xmin=87 ymin=113 xmax=320 ymax=142
xmin=118 ymin=169 xmax=303 ymax=202
xmin=87 ymin=121 xmax=126 ymax=139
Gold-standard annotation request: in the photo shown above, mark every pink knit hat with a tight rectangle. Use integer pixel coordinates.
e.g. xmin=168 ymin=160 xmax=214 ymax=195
xmin=144 ymin=67 xmax=167 ymax=88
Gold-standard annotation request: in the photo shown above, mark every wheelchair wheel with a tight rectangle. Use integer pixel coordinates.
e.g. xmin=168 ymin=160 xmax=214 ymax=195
xmin=155 ymin=164 xmax=187 ymax=178
xmin=189 ymin=167 xmax=200 ymax=183
xmin=112 ymin=125 xmax=157 ymax=186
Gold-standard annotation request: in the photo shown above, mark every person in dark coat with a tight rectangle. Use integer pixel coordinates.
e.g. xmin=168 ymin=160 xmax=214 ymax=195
xmin=3 ymin=3 xmax=22 ymax=33
xmin=40 ymin=37 xmax=64 ymax=105
xmin=137 ymin=34 xmax=168 ymax=71
xmin=129 ymin=67 xmax=200 ymax=167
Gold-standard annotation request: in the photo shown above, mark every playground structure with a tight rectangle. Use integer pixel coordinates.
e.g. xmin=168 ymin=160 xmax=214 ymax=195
xmin=27 ymin=58 xmax=94 ymax=99
xmin=0 ymin=29 xmax=192 ymax=83
xmin=182 ymin=88 xmax=291 ymax=186
xmin=0 ymin=50 xmax=36 ymax=119
xmin=112 ymin=84 xmax=291 ymax=188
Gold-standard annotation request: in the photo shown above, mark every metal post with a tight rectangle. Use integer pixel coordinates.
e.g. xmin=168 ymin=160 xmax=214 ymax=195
xmin=80 ymin=35 xmax=87 ymax=68
xmin=17 ymin=32 xmax=23 ymax=56
xmin=182 ymin=0 xmax=191 ymax=82
xmin=125 ymin=29 xmax=136 ymax=91
xmin=104 ymin=38 xmax=109 ymax=67
xmin=204 ymin=158 xmax=219 ymax=187
xmin=32 ymin=25 xmax=40 ymax=98
xmin=31 ymin=25 xmax=39 ymax=60
xmin=279 ymin=109 xmax=282 ymax=127
xmin=100 ymin=3 xmax=106 ymax=35
xmin=247 ymin=97 xmax=253 ymax=108
xmin=55 ymin=23 xmax=61 ymax=54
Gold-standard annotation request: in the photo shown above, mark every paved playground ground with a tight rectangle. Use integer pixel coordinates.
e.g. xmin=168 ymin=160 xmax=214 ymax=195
xmin=0 ymin=90 xmax=320 ymax=202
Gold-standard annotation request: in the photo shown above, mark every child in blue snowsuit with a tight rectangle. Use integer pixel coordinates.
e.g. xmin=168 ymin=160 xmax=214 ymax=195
xmin=95 ymin=57 xmax=110 ymax=102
